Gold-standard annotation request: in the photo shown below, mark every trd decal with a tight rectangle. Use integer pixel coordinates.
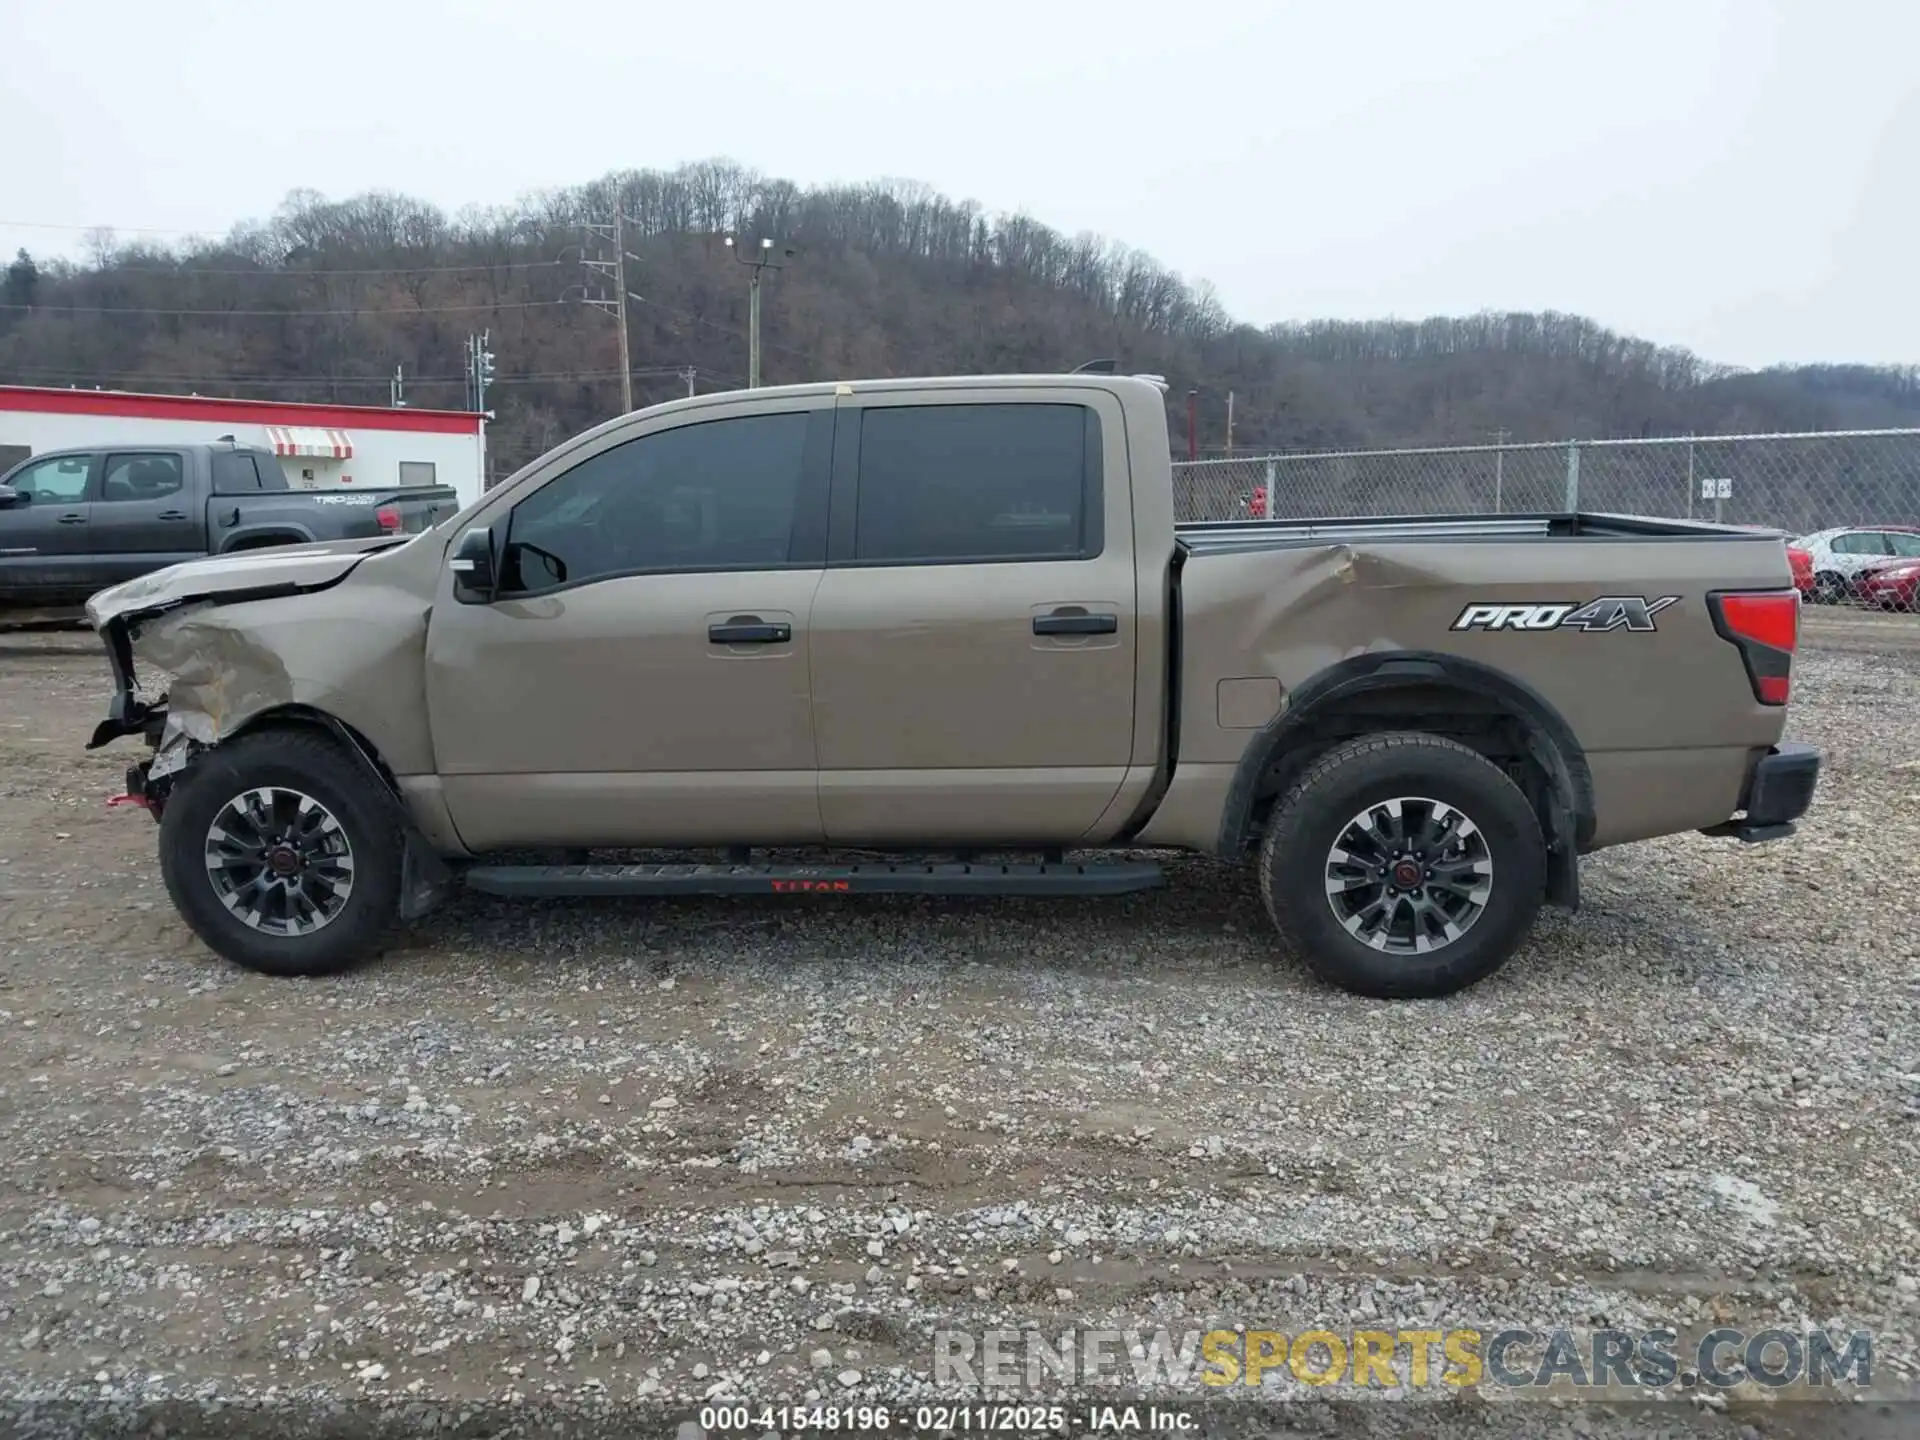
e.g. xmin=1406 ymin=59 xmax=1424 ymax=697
xmin=1450 ymin=596 xmax=1680 ymax=633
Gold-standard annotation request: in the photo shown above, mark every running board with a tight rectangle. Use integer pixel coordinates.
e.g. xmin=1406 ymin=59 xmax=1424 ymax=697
xmin=462 ymin=860 xmax=1166 ymax=899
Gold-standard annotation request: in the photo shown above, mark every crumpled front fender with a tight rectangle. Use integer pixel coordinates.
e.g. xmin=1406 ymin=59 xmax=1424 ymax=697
xmin=124 ymin=603 xmax=300 ymax=746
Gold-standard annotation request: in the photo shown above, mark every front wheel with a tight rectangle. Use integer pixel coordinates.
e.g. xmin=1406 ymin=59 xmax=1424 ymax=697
xmin=158 ymin=728 xmax=404 ymax=977
xmin=1258 ymin=733 xmax=1547 ymax=999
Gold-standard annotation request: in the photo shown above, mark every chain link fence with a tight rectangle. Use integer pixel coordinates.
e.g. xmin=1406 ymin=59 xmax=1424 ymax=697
xmin=1173 ymin=430 xmax=1920 ymax=613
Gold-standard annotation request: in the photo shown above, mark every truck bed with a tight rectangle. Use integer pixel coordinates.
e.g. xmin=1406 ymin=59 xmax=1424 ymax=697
xmin=1159 ymin=506 xmax=1798 ymax=859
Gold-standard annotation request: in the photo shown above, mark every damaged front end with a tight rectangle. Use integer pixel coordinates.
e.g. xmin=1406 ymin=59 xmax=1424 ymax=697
xmin=82 ymin=537 xmax=407 ymax=813
xmin=89 ymin=609 xmax=265 ymax=817
xmin=90 ymin=606 xmax=166 ymax=751
xmin=81 ymin=542 xmax=459 ymax=920
xmin=88 ymin=609 xmax=177 ymax=819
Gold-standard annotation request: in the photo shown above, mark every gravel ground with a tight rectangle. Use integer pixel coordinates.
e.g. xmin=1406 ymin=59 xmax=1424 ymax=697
xmin=1 ymin=612 xmax=1917 ymax=1439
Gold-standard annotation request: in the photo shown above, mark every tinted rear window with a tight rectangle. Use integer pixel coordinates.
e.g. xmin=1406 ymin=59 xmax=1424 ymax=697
xmin=253 ymin=452 xmax=292 ymax=490
xmin=212 ymin=451 xmax=262 ymax=492
xmin=852 ymin=403 xmax=1101 ymax=564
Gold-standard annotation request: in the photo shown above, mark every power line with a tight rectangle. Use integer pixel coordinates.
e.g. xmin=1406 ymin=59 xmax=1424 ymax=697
xmin=0 ymin=299 xmax=574 ymax=317
xmin=0 ymin=218 xmax=218 ymax=235
xmin=107 ymin=259 xmax=572 ymax=278
xmin=0 ymin=365 xmax=744 ymax=390
xmin=627 ymin=292 xmax=829 ymax=373
xmin=7 ymin=363 xmax=724 ymax=381
xmin=11 ymin=264 xmax=831 ymax=373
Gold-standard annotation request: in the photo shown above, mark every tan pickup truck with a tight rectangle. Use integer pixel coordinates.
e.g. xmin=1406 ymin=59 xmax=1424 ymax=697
xmin=83 ymin=373 xmax=1820 ymax=998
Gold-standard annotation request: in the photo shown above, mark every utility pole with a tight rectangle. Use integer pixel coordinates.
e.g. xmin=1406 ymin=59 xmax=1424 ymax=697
xmin=1186 ymin=389 xmax=1198 ymax=463
xmin=680 ymin=366 xmax=698 ymax=398
xmin=1489 ymin=427 xmax=1510 ymax=512
xmin=578 ymin=212 xmax=644 ymax=412
xmin=465 ymin=331 xmax=494 ymax=415
xmin=1225 ymin=390 xmax=1235 ymax=458
xmin=725 ymin=235 xmax=793 ymax=388
xmin=612 ymin=213 xmax=632 ymax=412
xmin=390 ymin=364 xmax=405 ymax=409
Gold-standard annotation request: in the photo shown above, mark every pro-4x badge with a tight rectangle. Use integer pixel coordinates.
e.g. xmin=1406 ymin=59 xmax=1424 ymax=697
xmin=1450 ymin=596 xmax=1680 ymax=633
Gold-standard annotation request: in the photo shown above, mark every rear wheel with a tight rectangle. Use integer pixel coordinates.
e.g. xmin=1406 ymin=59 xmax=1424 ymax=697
xmin=158 ymin=728 xmax=403 ymax=977
xmin=1258 ymin=733 xmax=1546 ymax=999
xmin=1812 ymin=570 xmax=1847 ymax=604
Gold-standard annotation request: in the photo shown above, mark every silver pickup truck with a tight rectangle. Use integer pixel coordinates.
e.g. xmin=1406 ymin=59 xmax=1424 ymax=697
xmin=82 ymin=373 xmax=1819 ymax=998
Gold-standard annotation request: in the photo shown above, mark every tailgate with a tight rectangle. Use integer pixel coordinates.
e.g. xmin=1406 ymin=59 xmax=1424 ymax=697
xmin=310 ymin=488 xmax=453 ymax=537
xmin=377 ymin=485 xmax=460 ymax=535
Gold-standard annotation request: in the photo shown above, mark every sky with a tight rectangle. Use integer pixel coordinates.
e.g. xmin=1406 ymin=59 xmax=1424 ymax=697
xmin=3 ymin=0 xmax=1915 ymax=370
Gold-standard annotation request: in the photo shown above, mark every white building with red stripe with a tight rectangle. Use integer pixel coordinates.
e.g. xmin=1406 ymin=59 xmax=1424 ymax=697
xmin=0 ymin=387 xmax=487 ymax=510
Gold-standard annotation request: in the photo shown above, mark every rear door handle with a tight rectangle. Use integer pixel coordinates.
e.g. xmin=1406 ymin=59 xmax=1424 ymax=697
xmin=709 ymin=618 xmax=793 ymax=645
xmin=57 ymin=513 xmax=88 ymax=525
xmin=1033 ymin=611 xmax=1118 ymax=636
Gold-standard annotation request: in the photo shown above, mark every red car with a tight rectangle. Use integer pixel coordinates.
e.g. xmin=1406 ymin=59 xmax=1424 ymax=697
xmin=1787 ymin=544 xmax=1815 ymax=597
xmin=1856 ymin=556 xmax=1920 ymax=611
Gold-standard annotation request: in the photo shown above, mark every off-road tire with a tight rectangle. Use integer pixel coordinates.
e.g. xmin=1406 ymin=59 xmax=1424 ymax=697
xmin=159 ymin=728 xmax=404 ymax=977
xmin=1258 ymin=732 xmax=1546 ymax=999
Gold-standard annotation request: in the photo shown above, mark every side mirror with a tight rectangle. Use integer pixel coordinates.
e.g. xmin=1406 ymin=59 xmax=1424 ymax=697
xmin=449 ymin=525 xmax=496 ymax=600
xmin=0 ymin=485 xmax=23 ymax=509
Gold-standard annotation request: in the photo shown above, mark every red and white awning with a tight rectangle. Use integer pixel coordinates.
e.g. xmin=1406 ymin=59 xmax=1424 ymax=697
xmin=267 ymin=426 xmax=354 ymax=459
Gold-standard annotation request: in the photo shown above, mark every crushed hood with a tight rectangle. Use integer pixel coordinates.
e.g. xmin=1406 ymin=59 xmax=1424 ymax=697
xmin=85 ymin=535 xmax=406 ymax=629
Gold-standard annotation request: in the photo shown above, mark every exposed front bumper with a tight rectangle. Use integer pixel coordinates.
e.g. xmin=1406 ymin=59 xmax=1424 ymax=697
xmin=1700 ymin=742 xmax=1821 ymax=843
xmin=87 ymin=615 xmax=160 ymax=750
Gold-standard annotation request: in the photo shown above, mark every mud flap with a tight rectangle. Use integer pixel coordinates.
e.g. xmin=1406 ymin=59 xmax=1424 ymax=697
xmin=1544 ymin=789 xmax=1580 ymax=912
xmin=304 ymin=714 xmax=455 ymax=922
xmin=400 ymin=834 xmax=456 ymax=921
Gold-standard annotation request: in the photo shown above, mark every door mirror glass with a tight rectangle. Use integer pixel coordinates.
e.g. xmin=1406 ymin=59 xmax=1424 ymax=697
xmin=0 ymin=485 xmax=21 ymax=508
xmin=450 ymin=525 xmax=497 ymax=600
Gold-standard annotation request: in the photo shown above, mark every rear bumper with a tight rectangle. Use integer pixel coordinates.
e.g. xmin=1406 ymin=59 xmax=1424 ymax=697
xmin=1699 ymin=742 xmax=1821 ymax=843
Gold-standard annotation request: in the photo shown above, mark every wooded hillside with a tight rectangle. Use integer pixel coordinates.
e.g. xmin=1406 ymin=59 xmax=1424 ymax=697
xmin=2 ymin=160 xmax=1915 ymax=479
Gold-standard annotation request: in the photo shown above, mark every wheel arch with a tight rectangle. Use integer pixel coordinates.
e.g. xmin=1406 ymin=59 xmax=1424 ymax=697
xmin=219 ymin=703 xmax=456 ymax=920
xmin=227 ymin=703 xmax=403 ymax=798
xmin=1216 ymin=652 xmax=1593 ymax=907
xmin=218 ymin=525 xmax=316 ymax=553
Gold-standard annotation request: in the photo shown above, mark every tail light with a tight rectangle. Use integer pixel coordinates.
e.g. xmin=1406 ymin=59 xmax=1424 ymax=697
xmin=375 ymin=504 xmax=403 ymax=534
xmin=1708 ymin=589 xmax=1799 ymax=705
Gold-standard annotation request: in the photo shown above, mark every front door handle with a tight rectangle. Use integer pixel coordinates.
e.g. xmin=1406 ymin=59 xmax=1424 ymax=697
xmin=709 ymin=617 xmax=793 ymax=645
xmin=57 ymin=513 xmax=88 ymax=525
xmin=157 ymin=509 xmax=188 ymax=521
xmin=1033 ymin=611 xmax=1118 ymax=636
